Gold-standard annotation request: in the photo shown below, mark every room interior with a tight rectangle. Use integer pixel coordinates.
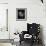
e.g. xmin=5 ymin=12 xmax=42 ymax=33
xmin=0 ymin=0 xmax=46 ymax=46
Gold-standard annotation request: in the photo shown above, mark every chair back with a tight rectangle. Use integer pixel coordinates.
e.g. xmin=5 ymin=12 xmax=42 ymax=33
xmin=27 ymin=23 xmax=40 ymax=35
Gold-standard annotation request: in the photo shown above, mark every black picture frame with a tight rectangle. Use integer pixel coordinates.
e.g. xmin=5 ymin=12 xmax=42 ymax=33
xmin=16 ymin=8 xmax=27 ymax=21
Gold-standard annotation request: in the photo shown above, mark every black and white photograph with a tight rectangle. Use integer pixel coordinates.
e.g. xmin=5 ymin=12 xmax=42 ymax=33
xmin=16 ymin=8 xmax=27 ymax=21
xmin=0 ymin=0 xmax=46 ymax=46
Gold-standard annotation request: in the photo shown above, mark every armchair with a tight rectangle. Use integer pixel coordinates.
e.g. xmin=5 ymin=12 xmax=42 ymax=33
xmin=19 ymin=23 xmax=41 ymax=46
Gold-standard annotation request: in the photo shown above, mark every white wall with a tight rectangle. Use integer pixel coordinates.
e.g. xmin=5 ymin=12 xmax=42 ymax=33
xmin=0 ymin=0 xmax=8 ymax=3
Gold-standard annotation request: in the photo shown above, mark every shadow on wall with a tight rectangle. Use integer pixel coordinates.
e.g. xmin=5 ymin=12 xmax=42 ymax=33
xmin=40 ymin=25 xmax=45 ymax=46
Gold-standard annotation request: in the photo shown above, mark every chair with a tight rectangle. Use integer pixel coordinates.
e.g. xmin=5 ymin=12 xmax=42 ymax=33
xmin=27 ymin=23 xmax=40 ymax=43
xmin=19 ymin=23 xmax=40 ymax=45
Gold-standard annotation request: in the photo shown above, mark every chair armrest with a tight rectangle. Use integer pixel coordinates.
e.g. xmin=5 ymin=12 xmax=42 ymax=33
xmin=22 ymin=31 xmax=28 ymax=35
xmin=19 ymin=31 xmax=27 ymax=41
xmin=19 ymin=34 xmax=24 ymax=41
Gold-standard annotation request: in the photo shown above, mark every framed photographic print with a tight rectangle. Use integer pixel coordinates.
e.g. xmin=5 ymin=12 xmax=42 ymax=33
xmin=16 ymin=8 xmax=27 ymax=21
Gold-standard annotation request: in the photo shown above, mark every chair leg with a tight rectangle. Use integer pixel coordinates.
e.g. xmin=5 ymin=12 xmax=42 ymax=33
xmin=20 ymin=41 xmax=21 ymax=45
xmin=30 ymin=42 xmax=34 ymax=46
xmin=30 ymin=39 xmax=34 ymax=46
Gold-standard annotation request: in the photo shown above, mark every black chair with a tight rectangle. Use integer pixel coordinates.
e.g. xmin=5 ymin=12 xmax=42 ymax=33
xmin=19 ymin=23 xmax=40 ymax=45
xmin=27 ymin=23 xmax=40 ymax=43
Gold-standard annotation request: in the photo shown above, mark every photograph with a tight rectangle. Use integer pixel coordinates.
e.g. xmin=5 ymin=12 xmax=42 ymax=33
xmin=16 ymin=8 xmax=27 ymax=21
xmin=0 ymin=0 xmax=45 ymax=46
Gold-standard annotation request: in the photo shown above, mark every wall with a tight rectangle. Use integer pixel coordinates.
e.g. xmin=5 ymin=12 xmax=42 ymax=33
xmin=0 ymin=0 xmax=8 ymax=3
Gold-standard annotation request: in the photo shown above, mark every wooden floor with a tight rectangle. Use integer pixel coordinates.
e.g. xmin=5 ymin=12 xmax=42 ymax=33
xmin=19 ymin=41 xmax=43 ymax=46
xmin=0 ymin=39 xmax=14 ymax=43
